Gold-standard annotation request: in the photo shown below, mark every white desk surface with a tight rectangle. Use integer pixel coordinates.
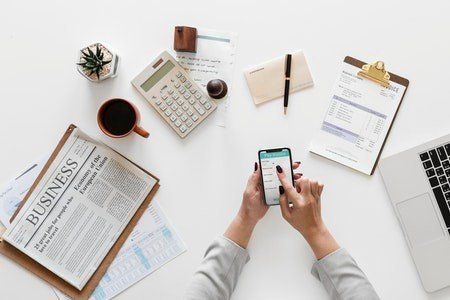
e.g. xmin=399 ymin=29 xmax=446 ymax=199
xmin=1 ymin=0 xmax=450 ymax=299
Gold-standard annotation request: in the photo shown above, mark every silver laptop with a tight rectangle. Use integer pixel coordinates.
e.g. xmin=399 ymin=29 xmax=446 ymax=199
xmin=379 ymin=134 xmax=450 ymax=292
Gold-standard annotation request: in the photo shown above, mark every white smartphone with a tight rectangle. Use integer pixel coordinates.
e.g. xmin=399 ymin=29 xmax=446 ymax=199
xmin=258 ymin=148 xmax=294 ymax=206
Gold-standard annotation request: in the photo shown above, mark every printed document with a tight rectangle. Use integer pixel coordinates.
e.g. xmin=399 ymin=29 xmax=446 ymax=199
xmin=0 ymin=156 xmax=47 ymax=226
xmin=53 ymin=200 xmax=186 ymax=300
xmin=2 ymin=127 xmax=157 ymax=290
xmin=310 ymin=62 xmax=406 ymax=175
xmin=0 ymin=158 xmax=186 ymax=300
xmin=176 ymin=28 xmax=238 ymax=128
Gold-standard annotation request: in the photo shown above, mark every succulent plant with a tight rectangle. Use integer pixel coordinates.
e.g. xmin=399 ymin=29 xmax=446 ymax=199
xmin=77 ymin=45 xmax=112 ymax=80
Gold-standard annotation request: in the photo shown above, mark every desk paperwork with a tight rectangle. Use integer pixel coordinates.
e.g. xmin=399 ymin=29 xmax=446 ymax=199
xmin=53 ymin=200 xmax=186 ymax=300
xmin=244 ymin=50 xmax=313 ymax=105
xmin=310 ymin=57 xmax=409 ymax=175
xmin=0 ymin=157 xmax=186 ymax=300
xmin=176 ymin=28 xmax=238 ymax=127
xmin=0 ymin=156 xmax=47 ymax=227
xmin=0 ymin=125 xmax=159 ymax=299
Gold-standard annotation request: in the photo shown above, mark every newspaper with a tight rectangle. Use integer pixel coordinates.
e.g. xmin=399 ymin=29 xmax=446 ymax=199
xmin=2 ymin=127 xmax=157 ymax=290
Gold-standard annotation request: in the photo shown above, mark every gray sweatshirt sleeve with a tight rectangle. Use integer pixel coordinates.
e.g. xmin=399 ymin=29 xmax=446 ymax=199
xmin=311 ymin=248 xmax=380 ymax=300
xmin=185 ymin=236 xmax=249 ymax=300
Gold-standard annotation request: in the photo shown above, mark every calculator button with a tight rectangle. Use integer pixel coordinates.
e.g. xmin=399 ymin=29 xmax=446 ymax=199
xmin=178 ymin=87 xmax=186 ymax=94
xmin=181 ymin=114 xmax=188 ymax=122
xmin=188 ymin=98 xmax=196 ymax=105
xmin=199 ymin=97 xmax=207 ymax=104
xmin=161 ymin=94 xmax=168 ymax=100
xmin=180 ymin=125 xmax=188 ymax=133
xmin=186 ymin=119 xmax=193 ymax=127
xmin=187 ymin=109 xmax=193 ymax=116
xmin=192 ymin=114 xmax=199 ymax=122
xmin=180 ymin=76 xmax=186 ymax=83
xmin=204 ymin=102 xmax=212 ymax=110
xmin=194 ymin=104 xmax=205 ymax=115
xmin=155 ymin=98 xmax=162 ymax=105
xmin=164 ymin=110 xmax=172 ymax=117
xmin=182 ymin=104 xmax=189 ymax=111
xmin=166 ymin=99 xmax=173 ymax=106
xmin=176 ymin=109 xmax=183 ymax=116
xmin=170 ymin=115 xmax=177 ymax=122
xmin=174 ymin=82 xmax=181 ymax=88
xmin=159 ymin=103 xmax=167 ymax=111
xmin=176 ymin=72 xmax=182 ymax=78
xmin=177 ymin=99 xmax=185 ymax=106
xmin=172 ymin=94 xmax=179 ymax=100
xmin=171 ymin=104 xmax=178 ymax=111
xmin=195 ymin=93 xmax=202 ymax=100
xmin=174 ymin=120 xmax=182 ymax=127
xmin=190 ymin=88 xmax=197 ymax=94
xmin=167 ymin=89 xmax=174 ymax=95
xmin=183 ymin=93 xmax=191 ymax=99
xmin=184 ymin=81 xmax=192 ymax=88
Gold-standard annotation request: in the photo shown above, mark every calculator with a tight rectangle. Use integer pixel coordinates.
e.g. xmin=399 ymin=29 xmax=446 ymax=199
xmin=131 ymin=51 xmax=217 ymax=138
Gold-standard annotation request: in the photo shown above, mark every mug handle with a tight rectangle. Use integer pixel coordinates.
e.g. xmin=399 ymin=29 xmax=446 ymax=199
xmin=134 ymin=126 xmax=150 ymax=138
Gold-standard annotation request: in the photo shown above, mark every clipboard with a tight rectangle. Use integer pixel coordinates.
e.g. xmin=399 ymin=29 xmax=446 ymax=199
xmin=347 ymin=56 xmax=410 ymax=174
xmin=310 ymin=56 xmax=409 ymax=175
xmin=0 ymin=124 xmax=160 ymax=299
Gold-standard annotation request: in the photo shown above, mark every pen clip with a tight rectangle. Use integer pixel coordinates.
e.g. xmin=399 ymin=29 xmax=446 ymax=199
xmin=285 ymin=54 xmax=292 ymax=78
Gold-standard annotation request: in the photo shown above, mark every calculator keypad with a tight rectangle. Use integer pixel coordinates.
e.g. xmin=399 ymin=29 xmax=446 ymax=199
xmin=152 ymin=72 xmax=217 ymax=137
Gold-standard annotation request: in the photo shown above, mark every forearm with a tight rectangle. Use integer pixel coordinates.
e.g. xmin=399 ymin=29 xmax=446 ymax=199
xmin=224 ymin=209 xmax=257 ymax=249
xmin=303 ymin=226 xmax=340 ymax=259
xmin=311 ymin=248 xmax=380 ymax=300
xmin=185 ymin=236 xmax=250 ymax=300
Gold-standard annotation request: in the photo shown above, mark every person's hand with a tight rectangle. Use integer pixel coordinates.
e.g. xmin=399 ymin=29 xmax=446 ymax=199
xmin=237 ymin=161 xmax=302 ymax=225
xmin=276 ymin=166 xmax=339 ymax=259
xmin=224 ymin=162 xmax=301 ymax=248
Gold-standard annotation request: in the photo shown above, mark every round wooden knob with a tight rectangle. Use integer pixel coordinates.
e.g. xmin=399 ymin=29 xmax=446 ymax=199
xmin=207 ymin=79 xmax=228 ymax=99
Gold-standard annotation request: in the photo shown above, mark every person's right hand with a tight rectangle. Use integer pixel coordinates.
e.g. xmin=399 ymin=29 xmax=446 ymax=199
xmin=275 ymin=165 xmax=340 ymax=259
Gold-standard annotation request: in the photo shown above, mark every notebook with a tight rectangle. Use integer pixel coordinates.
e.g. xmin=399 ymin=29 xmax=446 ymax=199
xmin=244 ymin=50 xmax=314 ymax=105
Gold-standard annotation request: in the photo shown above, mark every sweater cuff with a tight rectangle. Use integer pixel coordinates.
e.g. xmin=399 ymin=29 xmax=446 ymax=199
xmin=219 ymin=236 xmax=250 ymax=264
xmin=310 ymin=247 xmax=345 ymax=279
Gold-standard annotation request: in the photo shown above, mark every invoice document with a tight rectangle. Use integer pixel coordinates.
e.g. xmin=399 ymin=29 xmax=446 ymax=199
xmin=310 ymin=61 xmax=406 ymax=175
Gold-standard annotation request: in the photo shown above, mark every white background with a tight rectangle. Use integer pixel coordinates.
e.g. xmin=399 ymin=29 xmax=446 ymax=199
xmin=1 ymin=0 xmax=450 ymax=299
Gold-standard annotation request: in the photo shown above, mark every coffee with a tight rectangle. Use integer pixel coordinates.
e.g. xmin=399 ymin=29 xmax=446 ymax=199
xmin=101 ymin=99 xmax=136 ymax=136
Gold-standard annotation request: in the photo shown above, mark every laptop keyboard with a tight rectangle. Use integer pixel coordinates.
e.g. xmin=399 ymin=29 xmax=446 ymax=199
xmin=420 ymin=144 xmax=450 ymax=229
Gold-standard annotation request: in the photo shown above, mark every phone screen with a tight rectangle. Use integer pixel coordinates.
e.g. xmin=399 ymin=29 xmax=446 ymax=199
xmin=259 ymin=148 xmax=293 ymax=206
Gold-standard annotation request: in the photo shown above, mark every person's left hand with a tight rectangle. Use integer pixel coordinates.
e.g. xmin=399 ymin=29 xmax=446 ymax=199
xmin=225 ymin=161 xmax=301 ymax=248
xmin=237 ymin=161 xmax=302 ymax=226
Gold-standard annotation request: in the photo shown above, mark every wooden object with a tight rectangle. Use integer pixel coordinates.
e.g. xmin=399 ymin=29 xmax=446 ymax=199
xmin=0 ymin=124 xmax=160 ymax=299
xmin=207 ymin=79 xmax=228 ymax=99
xmin=174 ymin=26 xmax=197 ymax=53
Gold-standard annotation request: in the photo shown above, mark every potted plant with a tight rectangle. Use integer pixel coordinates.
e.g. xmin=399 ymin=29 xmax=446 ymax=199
xmin=76 ymin=43 xmax=119 ymax=82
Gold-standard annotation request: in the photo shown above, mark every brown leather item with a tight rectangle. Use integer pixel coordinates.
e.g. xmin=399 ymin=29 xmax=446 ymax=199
xmin=344 ymin=56 xmax=410 ymax=175
xmin=174 ymin=26 xmax=197 ymax=53
xmin=0 ymin=124 xmax=160 ymax=299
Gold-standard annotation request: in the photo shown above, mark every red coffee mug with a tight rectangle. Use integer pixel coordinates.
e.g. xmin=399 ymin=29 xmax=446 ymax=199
xmin=97 ymin=98 xmax=149 ymax=138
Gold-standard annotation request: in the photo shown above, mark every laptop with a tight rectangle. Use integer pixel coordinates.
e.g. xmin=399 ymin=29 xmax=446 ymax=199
xmin=379 ymin=135 xmax=450 ymax=292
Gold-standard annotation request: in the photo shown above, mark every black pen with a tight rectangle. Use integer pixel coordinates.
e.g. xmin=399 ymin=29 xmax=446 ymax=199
xmin=283 ymin=54 xmax=292 ymax=115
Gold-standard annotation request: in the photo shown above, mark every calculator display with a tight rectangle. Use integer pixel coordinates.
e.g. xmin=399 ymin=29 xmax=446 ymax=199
xmin=140 ymin=61 xmax=175 ymax=92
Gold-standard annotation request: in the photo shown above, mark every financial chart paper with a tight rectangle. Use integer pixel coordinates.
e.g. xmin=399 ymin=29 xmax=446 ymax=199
xmin=310 ymin=62 xmax=406 ymax=175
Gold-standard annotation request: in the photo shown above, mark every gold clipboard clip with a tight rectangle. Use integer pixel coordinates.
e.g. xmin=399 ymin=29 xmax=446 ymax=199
xmin=357 ymin=61 xmax=390 ymax=87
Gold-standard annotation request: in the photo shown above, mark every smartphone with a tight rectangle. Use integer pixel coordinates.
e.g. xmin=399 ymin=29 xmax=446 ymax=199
xmin=258 ymin=148 xmax=294 ymax=206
